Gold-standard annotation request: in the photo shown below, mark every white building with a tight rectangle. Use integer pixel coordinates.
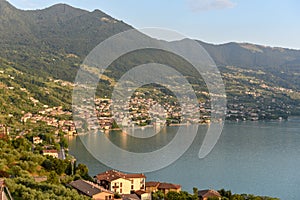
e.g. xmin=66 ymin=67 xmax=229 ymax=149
xmin=42 ymin=150 xmax=59 ymax=158
xmin=95 ymin=170 xmax=146 ymax=195
xmin=33 ymin=136 xmax=43 ymax=144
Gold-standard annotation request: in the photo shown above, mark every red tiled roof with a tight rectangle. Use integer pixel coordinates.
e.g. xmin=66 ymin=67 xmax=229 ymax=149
xmin=69 ymin=179 xmax=113 ymax=197
xmin=95 ymin=170 xmax=146 ymax=182
xmin=125 ymin=173 xmax=146 ymax=179
xmin=134 ymin=190 xmax=147 ymax=196
xmin=43 ymin=150 xmax=58 ymax=153
xmin=158 ymin=182 xmax=181 ymax=190
xmin=96 ymin=170 xmax=127 ymax=182
xmin=122 ymin=194 xmax=140 ymax=200
xmin=198 ymin=189 xmax=221 ymax=198
xmin=145 ymin=181 xmax=160 ymax=187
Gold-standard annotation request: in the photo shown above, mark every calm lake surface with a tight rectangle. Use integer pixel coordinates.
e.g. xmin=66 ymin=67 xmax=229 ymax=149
xmin=69 ymin=117 xmax=300 ymax=200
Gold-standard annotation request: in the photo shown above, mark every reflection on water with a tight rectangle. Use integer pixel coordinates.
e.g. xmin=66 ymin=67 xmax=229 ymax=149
xmin=104 ymin=125 xmax=179 ymax=153
xmin=69 ymin=118 xmax=300 ymax=200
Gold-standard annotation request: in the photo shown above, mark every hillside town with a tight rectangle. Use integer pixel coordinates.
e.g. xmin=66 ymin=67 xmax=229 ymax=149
xmin=18 ymin=91 xmax=291 ymax=137
xmin=21 ymin=106 xmax=77 ymax=136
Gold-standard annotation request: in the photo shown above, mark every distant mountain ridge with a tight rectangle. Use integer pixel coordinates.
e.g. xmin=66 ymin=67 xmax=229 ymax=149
xmin=0 ymin=0 xmax=133 ymax=81
xmin=0 ymin=0 xmax=132 ymax=56
xmin=0 ymin=1 xmax=299 ymax=118
xmin=0 ymin=1 xmax=299 ymax=81
xmin=198 ymin=41 xmax=300 ymax=90
xmin=199 ymin=41 xmax=300 ymax=69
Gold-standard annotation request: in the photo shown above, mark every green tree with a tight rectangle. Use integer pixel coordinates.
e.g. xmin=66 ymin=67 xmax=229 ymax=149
xmin=166 ymin=191 xmax=180 ymax=200
xmin=193 ymin=187 xmax=199 ymax=200
xmin=9 ymin=165 xmax=23 ymax=177
xmin=152 ymin=191 xmax=164 ymax=200
xmin=42 ymin=158 xmax=54 ymax=171
xmin=59 ymin=136 xmax=68 ymax=149
xmin=218 ymin=189 xmax=232 ymax=199
xmin=114 ymin=193 xmax=122 ymax=199
xmin=53 ymin=159 xmax=68 ymax=175
xmin=111 ymin=120 xmax=119 ymax=129
xmin=75 ymin=163 xmax=92 ymax=181
xmin=47 ymin=171 xmax=60 ymax=185
xmin=12 ymin=137 xmax=31 ymax=151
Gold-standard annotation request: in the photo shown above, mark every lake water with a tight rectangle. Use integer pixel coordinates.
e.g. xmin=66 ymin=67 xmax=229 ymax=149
xmin=68 ymin=117 xmax=300 ymax=200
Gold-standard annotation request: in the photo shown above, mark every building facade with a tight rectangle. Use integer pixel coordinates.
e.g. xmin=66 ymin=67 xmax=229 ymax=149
xmin=95 ymin=170 xmax=146 ymax=195
xmin=145 ymin=181 xmax=181 ymax=195
xmin=42 ymin=150 xmax=59 ymax=158
xmin=198 ymin=189 xmax=221 ymax=200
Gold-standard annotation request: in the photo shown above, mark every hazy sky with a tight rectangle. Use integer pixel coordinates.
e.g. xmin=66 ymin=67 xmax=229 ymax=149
xmin=7 ymin=0 xmax=300 ymax=49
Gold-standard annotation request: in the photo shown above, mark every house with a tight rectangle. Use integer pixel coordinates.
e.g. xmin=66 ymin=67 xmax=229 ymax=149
xmin=156 ymin=182 xmax=181 ymax=195
xmin=121 ymin=194 xmax=140 ymax=200
xmin=134 ymin=190 xmax=151 ymax=200
xmin=145 ymin=182 xmax=160 ymax=193
xmin=145 ymin=182 xmax=181 ymax=195
xmin=95 ymin=170 xmax=146 ymax=194
xmin=21 ymin=112 xmax=33 ymax=123
xmin=42 ymin=150 xmax=59 ymax=158
xmin=198 ymin=189 xmax=221 ymax=200
xmin=33 ymin=136 xmax=43 ymax=144
xmin=69 ymin=179 xmax=114 ymax=200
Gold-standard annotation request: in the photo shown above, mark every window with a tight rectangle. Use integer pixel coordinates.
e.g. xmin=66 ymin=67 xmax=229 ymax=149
xmin=120 ymin=189 xmax=122 ymax=194
xmin=131 ymin=185 xmax=134 ymax=190
xmin=120 ymin=182 xmax=122 ymax=187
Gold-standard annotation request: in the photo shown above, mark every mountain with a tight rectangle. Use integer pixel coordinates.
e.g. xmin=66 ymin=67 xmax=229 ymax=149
xmin=0 ymin=0 xmax=132 ymax=55
xmin=0 ymin=0 xmax=132 ymax=81
xmin=0 ymin=0 xmax=299 ymax=85
xmin=199 ymin=41 xmax=300 ymax=68
xmin=0 ymin=1 xmax=299 ymax=120
xmin=199 ymin=41 xmax=300 ymax=90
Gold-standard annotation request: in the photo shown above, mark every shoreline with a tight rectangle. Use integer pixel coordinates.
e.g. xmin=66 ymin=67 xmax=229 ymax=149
xmin=74 ymin=117 xmax=296 ymax=135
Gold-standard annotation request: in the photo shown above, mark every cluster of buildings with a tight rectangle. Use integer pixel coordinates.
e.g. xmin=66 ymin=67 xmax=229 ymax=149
xmin=227 ymin=96 xmax=290 ymax=121
xmin=75 ymin=94 xmax=211 ymax=132
xmin=21 ymin=106 xmax=77 ymax=135
xmin=69 ymin=170 xmax=221 ymax=200
xmin=224 ymin=66 xmax=294 ymax=121
xmin=31 ymin=136 xmax=65 ymax=159
xmin=19 ymin=106 xmax=74 ymax=160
